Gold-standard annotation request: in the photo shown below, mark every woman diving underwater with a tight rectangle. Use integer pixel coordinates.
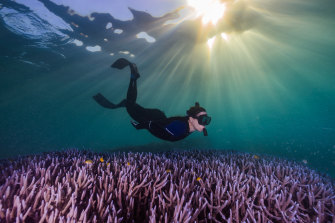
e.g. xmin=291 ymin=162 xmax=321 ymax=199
xmin=93 ymin=58 xmax=211 ymax=142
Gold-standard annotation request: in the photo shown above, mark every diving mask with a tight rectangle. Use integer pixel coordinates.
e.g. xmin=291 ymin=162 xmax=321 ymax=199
xmin=196 ymin=114 xmax=211 ymax=126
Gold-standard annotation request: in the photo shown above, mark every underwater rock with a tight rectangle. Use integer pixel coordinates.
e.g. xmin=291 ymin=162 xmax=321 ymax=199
xmin=0 ymin=149 xmax=334 ymax=222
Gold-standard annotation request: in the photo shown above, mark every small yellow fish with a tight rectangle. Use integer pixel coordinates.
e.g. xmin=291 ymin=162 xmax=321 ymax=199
xmin=85 ymin=160 xmax=93 ymax=164
xmin=196 ymin=177 xmax=202 ymax=181
xmin=253 ymin=155 xmax=260 ymax=159
xmin=166 ymin=169 xmax=171 ymax=173
xmin=107 ymin=162 xmax=110 ymax=166
xmin=100 ymin=157 xmax=104 ymax=162
xmin=127 ymin=162 xmax=130 ymax=166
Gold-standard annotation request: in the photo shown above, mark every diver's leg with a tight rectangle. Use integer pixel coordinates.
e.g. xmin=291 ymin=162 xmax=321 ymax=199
xmin=119 ymin=60 xmax=166 ymax=123
xmin=125 ymin=73 xmax=144 ymax=121
xmin=125 ymin=60 xmax=141 ymax=104
xmin=126 ymin=79 xmax=137 ymax=104
xmin=126 ymin=90 xmax=167 ymax=123
xmin=93 ymin=59 xmax=139 ymax=109
xmin=127 ymin=104 xmax=167 ymax=124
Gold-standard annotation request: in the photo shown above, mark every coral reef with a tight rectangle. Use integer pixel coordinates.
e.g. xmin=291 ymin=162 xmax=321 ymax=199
xmin=0 ymin=149 xmax=334 ymax=222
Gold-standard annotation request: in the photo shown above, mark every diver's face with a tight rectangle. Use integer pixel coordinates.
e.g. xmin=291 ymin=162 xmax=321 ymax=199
xmin=190 ymin=111 xmax=207 ymax=132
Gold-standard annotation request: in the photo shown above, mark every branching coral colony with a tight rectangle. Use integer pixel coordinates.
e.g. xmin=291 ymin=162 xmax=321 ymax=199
xmin=0 ymin=149 xmax=334 ymax=222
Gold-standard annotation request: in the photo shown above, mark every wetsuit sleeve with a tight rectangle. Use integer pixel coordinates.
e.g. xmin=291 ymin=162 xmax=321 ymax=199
xmin=131 ymin=120 xmax=163 ymax=130
xmin=133 ymin=120 xmax=175 ymax=136
xmin=148 ymin=120 xmax=180 ymax=141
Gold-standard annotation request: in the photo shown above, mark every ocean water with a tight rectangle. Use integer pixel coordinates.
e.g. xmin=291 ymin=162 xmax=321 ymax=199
xmin=0 ymin=0 xmax=334 ymax=178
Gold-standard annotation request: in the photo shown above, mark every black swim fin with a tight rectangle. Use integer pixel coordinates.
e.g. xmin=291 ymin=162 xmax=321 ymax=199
xmin=93 ymin=93 xmax=126 ymax=109
xmin=111 ymin=58 xmax=140 ymax=80
xmin=111 ymin=58 xmax=130 ymax=69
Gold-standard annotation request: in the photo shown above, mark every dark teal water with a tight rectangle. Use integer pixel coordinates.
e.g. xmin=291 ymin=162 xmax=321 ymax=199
xmin=1 ymin=0 xmax=334 ymax=177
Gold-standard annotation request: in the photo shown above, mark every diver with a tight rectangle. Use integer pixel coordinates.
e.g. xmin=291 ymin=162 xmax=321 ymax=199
xmin=93 ymin=58 xmax=211 ymax=142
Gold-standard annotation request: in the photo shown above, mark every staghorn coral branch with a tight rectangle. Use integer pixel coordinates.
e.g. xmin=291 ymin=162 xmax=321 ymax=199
xmin=0 ymin=149 xmax=334 ymax=222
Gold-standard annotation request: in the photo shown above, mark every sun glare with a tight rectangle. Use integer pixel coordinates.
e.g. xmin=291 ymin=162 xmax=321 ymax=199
xmin=221 ymin=32 xmax=229 ymax=41
xmin=207 ymin=36 xmax=216 ymax=49
xmin=188 ymin=0 xmax=226 ymax=25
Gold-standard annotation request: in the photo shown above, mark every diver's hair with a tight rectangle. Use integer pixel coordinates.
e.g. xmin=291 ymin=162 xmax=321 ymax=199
xmin=187 ymin=102 xmax=206 ymax=117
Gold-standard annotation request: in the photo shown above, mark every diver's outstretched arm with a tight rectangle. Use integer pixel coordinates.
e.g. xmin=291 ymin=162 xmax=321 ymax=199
xmin=93 ymin=93 xmax=126 ymax=109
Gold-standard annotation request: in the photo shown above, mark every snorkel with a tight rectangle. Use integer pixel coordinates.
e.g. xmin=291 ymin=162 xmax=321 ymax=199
xmin=203 ymin=128 xmax=208 ymax=136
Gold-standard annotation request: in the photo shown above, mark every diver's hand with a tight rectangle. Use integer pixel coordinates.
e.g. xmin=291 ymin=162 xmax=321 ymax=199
xmin=131 ymin=120 xmax=145 ymax=130
xmin=131 ymin=120 xmax=139 ymax=129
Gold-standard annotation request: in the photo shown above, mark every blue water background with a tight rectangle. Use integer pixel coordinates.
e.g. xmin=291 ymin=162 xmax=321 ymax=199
xmin=0 ymin=0 xmax=334 ymax=177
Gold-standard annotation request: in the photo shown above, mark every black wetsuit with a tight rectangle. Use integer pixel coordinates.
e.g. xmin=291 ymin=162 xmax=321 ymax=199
xmin=125 ymin=78 xmax=191 ymax=142
xmin=93 ymin=60 xmax=193 ymax=141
